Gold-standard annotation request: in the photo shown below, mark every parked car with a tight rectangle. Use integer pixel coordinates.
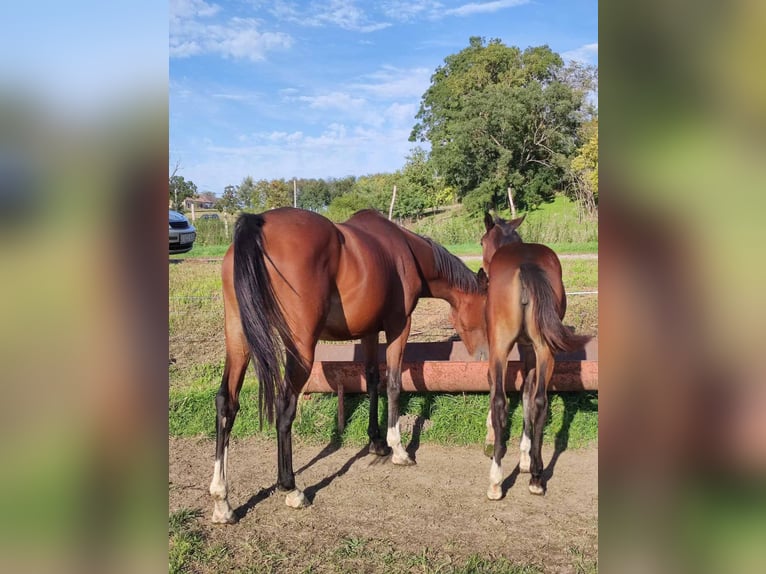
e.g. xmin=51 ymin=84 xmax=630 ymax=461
xmin=169 ymin=209 xmax=196 ymax=254
xmin=199 ymin=213 xmax=219 ymax=220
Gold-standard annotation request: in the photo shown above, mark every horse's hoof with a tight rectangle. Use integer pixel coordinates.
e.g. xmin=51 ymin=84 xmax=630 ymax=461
xmin=369 ymin=441 xmax=391 ymax=456
xmin=285 ymin=489 xmax=310 ymax=509
xmin=391 ymin=453 xmax=416 ymax=466
xmin=211 ymin=503 xmax=237 ymax=524
xmin=487 ymin=484 xmax=503 ymax=500
xmin=528 ymin=482 xmax=545 ymax=496
xmin=483 ymin=443 xmax=494 ymax=458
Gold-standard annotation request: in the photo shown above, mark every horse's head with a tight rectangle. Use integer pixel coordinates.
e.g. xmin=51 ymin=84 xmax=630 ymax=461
xmin=480 ymin=212 xmax=525 ymax=273
xmin=450 ymin=269 xmax=489 ymax=360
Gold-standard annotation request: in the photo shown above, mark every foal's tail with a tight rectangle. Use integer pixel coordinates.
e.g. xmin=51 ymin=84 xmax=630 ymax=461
xmin=520 ymin=263 xmax=590 ymax=353
xmin=233 ymin=213 xmax=292 ymax=426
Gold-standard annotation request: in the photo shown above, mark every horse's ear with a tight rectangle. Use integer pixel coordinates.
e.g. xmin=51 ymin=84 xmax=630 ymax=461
xmin=477 ymin=268 xmax=489 ymax=291
xmin=508 ymin=213 xmax=527 ymax=229
xmin=484 ymin=212 xmax=494 ymax=232
xmin=505 ymin=214 xmax=526 ymax=233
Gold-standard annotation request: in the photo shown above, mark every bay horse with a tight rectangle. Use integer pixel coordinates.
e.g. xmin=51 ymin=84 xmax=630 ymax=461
xmin=480 ymin=213 xmax=589 ymax=499
xmin=209 ymin=207 xmax=487 ymax=523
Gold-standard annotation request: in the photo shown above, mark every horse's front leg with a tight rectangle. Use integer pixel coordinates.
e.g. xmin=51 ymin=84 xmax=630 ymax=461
xmin=362 ymin=333 xmax=389 ymax=456
xmin=277 ymin=354 xmax=311 ymax=508
xmin=385 ymin=317 xmax=414 ymax=466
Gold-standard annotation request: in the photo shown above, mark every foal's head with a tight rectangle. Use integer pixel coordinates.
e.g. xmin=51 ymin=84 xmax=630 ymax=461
xmin=480 ymin=213 xmax=526 ymax=272
xmin=449 ymin=268 xmax=489 ymax=360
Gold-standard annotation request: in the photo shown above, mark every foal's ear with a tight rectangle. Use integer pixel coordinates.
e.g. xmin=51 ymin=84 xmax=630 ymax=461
xmin=483 ymin=212 xmax=494 ymax=232
xmin=476 ymin=268 xmax=489 ymax=291
xmin=504 ymin=214 xmax=526 ymax=233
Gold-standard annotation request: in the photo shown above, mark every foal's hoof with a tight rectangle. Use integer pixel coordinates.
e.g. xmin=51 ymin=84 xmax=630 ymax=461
xmin=285 ymin=489 xmax=310 ymax=509
xmin=369 ymin=440 xmax=391 ymax=456
xmin=483 ymin=443 xmax=494 ymax=458
xmin=391 ymin=453 xmax=416 ymax=466
xmin=211 ymin=503 xmax=237 ymax=524
xmin=528 ymin=481 xmax=545 ymax=496
xmin=487 ymin=484 xmax=503 ymax=500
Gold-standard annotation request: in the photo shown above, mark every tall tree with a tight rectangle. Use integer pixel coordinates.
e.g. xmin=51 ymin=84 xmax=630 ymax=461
xmin=218 ymin=184 xmax=241 ymax=214
xmin=169 ymin=174 xmax=197 ymax=211
xmin=410 ymin=38 xmax=592 ymax=213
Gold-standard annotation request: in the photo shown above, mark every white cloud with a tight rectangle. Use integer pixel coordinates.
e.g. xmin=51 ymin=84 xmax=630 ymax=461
xmin=170 ymin=0 xmax=221 ymax=21
xmin=379 ymin=1 xmax=445 ymax=22
xmin=268 ymin=0 xmax=390 ymax=32
xmin=446 ymin=0 xmax=529 ymax=17
xmin=298 ymin=92 xmax=367 ymax=110
xmin=351 ymin=66 xmax=432 ymax=99
xmin=171 ymin=4 xmax=293 ymax=61
xmin=562 ymin=42 xmax=598 ymax=64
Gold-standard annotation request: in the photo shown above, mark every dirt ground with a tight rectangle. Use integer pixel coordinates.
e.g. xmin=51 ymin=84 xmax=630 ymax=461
xmin=170 ymin=436 xmax=598 ymax=572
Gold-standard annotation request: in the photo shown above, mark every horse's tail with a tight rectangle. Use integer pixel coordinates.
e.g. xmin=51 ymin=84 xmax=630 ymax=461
xmin=233 ymin=213 xmax=292 ymax=427
xmin=520 ymin=263 xmax=590 ymax=353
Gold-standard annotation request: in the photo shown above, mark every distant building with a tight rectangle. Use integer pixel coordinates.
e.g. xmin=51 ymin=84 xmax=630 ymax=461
xmin=183 ymin=196 xmax=217 ymax=210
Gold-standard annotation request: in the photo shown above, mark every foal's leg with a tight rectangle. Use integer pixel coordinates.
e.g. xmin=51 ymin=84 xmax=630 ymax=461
xmin=486 ymin=352 xmax=509 ymax=500
xmin=210 ymin=348 xmax=249 ymax=524
xmin=528 ymin=343 xmax=554 ymax=495
xmin=518 ymin=342 xmax=536 ymax=474
xmin=484 ymin=407 xmax=495 ymax=458
xmin=277 ymin=351 xmax=313 ymax=508
xmin=385 ymin=318 xmax=414 ymax=466
xmin=363 ymin=333 xmax=388 ymax=455
xmin=486 ymin=303 xmax=520 ymax=500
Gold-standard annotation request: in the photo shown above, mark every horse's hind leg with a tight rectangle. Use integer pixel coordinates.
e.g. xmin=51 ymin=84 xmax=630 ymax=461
xmin=518 ymin=342 xmax=536 ymax=473
xmin=528 ymin=342 xmax=554 ymax=495
xmin=277 ymin=349 xmax=313 ymax=508
xmin=210 ymin=347 xmax=249 ymax=524
xmin=385 ymin=317 xmax=414 ymax=466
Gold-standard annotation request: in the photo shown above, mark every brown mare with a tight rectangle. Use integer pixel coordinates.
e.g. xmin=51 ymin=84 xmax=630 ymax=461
xmin=209 ymin=207 xmax=487 ymax=523
xmin=480 ymin=213 xmax=589 ymax=500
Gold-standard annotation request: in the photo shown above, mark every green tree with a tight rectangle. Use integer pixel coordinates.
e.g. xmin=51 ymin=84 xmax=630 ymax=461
xmin=411 ymin=38 xmax=592 ymax=213
xmin=218 ymin=184 xmax=241 ymax=214
xmin=568 ymin=116 xmax=598 ymax=217
xmin=169 ymin=174 xmax=197 ymax=211
xmin=296 ymin=178 xmax=331 ymax=212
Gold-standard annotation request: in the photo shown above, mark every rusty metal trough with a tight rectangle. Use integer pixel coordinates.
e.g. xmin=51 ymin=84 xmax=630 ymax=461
xmin=306 ymin=338 xmax=598 ymax=393
xmin=304 ymin=339 xmax=598 ymax=431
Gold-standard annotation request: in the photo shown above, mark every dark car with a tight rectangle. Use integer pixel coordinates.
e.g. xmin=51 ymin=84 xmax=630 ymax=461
xmin=169 ymin=209 xmax=196 ymax=254
xmin=199 ymin=213 xmax=219 ymax=220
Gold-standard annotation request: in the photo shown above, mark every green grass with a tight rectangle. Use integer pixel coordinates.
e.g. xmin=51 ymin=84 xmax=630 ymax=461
xmin=170 ymin=382 xmax=598 ymax=449
xmin=167 ymin=513 xmax=586 ymax=573
xmin=444 ymin=241 xmax=598 ymax=256
xmin=170 ymin=244 xmax=229 ymax=259
xmin=169 ymin=508 xmax=230 ymax=574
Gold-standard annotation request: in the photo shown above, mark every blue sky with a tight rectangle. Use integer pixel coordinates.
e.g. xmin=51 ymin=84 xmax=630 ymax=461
xmin=170 ymin=0 xmax=597 ymax=195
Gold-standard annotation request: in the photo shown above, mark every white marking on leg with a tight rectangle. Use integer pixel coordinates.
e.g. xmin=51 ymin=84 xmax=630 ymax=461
xmin=487 ymin=459 xmax=503 ymax=500
xmin=210 ymin=449 xmax=236 ymax=523
xmin=388 ymin=423 xmax=413 ymax=465
xmin=528 ymin=482 xmax=545 ymax=495
xmin=519 ymin=433 xmax=531 ymax=473
xmin=485 ymin=409 xmax=494 ymax=443
xmin=209 ymin=459 xmax=227 ymax=500
xmin=285 ymin=488 xmax=309 ymax=508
